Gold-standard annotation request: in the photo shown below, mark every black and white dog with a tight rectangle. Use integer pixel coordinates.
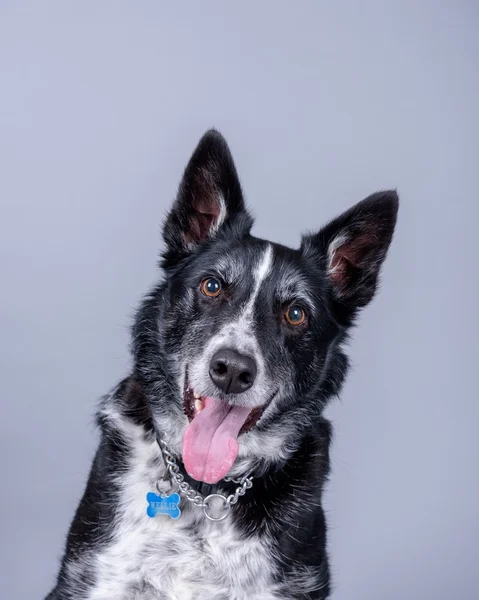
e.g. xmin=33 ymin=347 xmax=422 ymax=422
xmin=47 ymin=130 xmax=398 ymax=600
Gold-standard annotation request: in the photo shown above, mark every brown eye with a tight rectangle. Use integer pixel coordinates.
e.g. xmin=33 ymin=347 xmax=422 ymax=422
xmin=285 ymin=305 xmax=306 ymax=326
xmin=201 ymin=277 xmax=221 ymax=298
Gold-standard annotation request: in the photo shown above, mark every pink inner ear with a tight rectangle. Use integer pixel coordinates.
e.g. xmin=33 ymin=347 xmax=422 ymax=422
xmin=182 ymin=194 xmax=222 ymax=246
xmin=329 ymin=231 xmax=375 ymax=289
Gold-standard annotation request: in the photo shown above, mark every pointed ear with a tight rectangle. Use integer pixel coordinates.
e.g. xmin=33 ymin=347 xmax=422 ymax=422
xmin=162 ymin=129 xmax=252 ymax=265
xmin=301 ymin=191 xmax=398 ymax=313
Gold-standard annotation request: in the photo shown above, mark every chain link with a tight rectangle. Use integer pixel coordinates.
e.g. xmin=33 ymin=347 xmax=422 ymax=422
xmin=157 ymin=439 xmax=253 ymax=520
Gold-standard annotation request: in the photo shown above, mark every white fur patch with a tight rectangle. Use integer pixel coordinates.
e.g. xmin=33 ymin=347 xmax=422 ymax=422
xmin=210 ymin=193 xmax=227 ymax=235
xmin=327 ymin=232 xmax=349 ymax=276
xmin=245 ymin=244 xmax=273 ymax=311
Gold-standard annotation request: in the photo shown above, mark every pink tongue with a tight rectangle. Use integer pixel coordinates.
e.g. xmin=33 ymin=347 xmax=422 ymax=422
xmin=182 ymin=398 xmax=251 ymax=484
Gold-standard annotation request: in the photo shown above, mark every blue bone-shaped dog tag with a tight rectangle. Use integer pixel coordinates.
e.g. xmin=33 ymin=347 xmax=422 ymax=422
xmin=146 ymin=492 xmax=181 ymax=520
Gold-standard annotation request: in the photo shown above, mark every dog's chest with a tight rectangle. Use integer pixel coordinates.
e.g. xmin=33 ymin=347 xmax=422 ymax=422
xmin=88 ymin=505 xmax=277 ymax=600
xmin=84 ymin=433 xmax=279 ymax=600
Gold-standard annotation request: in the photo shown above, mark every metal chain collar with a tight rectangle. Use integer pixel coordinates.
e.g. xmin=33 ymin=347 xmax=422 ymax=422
xmin=157 ymin=439 xmax=253 ymax=522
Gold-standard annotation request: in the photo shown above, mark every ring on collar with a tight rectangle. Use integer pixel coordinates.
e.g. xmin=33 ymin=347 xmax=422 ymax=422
xmin=203 ymin=494 xmax=231 ymax=521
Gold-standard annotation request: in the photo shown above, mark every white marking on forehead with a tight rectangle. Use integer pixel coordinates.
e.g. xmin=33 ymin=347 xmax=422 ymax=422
xmin=244 ymin=244 xmax=273 ymax=312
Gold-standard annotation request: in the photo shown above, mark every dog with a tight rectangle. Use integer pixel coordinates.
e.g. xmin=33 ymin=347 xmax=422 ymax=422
xmin=46 ymin=130 xmax=398 ymax=600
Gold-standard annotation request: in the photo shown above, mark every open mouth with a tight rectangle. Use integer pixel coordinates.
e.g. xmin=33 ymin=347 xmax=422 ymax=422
xmin=181 ymin=378 xmax=276 ymax=484
xmin=183 ymin=386 xmax=268 ymax=435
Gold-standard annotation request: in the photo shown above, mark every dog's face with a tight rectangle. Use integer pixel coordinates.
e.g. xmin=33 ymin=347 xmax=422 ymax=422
xmin=134 ymin=130 xmax=398 ymax=484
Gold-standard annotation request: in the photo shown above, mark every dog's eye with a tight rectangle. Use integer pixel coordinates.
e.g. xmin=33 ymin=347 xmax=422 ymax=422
xmin=201 ymin=277 xmax=222 ymax=298
xmin=285 ymin=305 xmax=306 ymax=326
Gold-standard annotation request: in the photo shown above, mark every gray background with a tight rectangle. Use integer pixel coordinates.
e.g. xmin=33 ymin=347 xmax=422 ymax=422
xmin=1 ymin=2 xmax=478 ymax=599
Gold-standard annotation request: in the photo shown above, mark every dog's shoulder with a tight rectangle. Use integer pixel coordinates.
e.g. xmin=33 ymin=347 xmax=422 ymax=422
xmin=97 ymin=375 xmax=153 ymax=432
xmin=46 ymin=376 xmax=153 ymax=598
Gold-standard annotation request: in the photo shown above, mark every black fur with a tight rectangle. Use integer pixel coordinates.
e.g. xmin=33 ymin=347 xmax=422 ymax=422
xmin=47 ymin=130 xmax=398 ymax=599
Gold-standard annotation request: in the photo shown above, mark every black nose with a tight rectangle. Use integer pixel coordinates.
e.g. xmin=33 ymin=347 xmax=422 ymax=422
xmin=209 ymin=349 xmax=257 ymax=394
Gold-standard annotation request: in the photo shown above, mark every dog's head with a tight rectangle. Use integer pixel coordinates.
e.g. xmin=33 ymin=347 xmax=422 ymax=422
xmin=133 ymin=130 xmax=398 ymax=483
